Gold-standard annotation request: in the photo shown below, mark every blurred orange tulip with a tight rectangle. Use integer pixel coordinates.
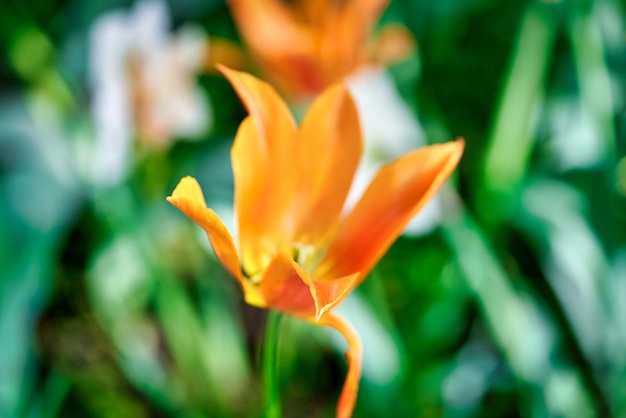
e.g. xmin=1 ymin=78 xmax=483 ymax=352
xmin=228 ymin=0 xmax=414 ymax=100
xmin=167 ymin=67 xmax=463 ymax=417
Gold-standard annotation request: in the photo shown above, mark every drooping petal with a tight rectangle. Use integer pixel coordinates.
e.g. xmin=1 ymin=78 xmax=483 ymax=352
xmin=255 ymin=253 xmax=317 ymax=318
xmin=294 ymin=83 xmax=362 ymax=248
xmin=310 ymin=273 xmax=360 ymax=321
xmin=167 ymin=176 xmax=243 ymax=284
xmin=168 ymin=177 xmax=271 ymax=309
xmin=317 ymin=140 xmax=464 ymax=281
xmin=316 ymin=313 xmax=363 ymax=418
xmin=221 ymin=68 xmax=300 ymax=274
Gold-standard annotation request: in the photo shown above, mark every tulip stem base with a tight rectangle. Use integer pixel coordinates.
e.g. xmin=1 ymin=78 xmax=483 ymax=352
xmin=263 ymin=310 xmax=282 ymax=418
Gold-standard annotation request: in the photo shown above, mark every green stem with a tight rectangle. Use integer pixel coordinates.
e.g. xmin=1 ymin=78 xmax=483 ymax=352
xmin=263 ymin=311 xmax=282 ymax=418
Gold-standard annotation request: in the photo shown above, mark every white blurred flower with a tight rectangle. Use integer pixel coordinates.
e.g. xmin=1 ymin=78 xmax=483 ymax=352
xmin=90 ymin=0 xmax=211 ymax=185
xmin=346 ymin=67 xmax=442 ymax=236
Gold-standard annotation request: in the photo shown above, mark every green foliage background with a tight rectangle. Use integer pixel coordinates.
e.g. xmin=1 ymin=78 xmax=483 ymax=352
xmin=1 ymin=0 xmax=625 ymax=417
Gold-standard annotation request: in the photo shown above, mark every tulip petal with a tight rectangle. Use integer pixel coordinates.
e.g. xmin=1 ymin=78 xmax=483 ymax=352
xmin=230 ymin=117 xmax=278 ymax=274
xmin=318 ymin=140 xmax=464 ymax=281
xmin=310 ymin=272 xmax=360 ymax=321
xmin=320 ymin=0 xmax=390 ymax=73
xmin=337 ymin=0 xmax=390 ymax=46
xmin=317 ymin=313 xmax=363 ymax=418
xmin=256 ymin=253 xmax=317 ymax=318
xmin=294 ymin=83 xmax=362 ymax=248
xmin=219 ymin=66 xmax=296 ymax=143
xmin=228 ymin=0 xmax=313 ymax=58
xmin=370 ymin=24 xmax=417 ymax=66
xmin=227 ymin=1 xmax=320 ymax=96
xmin=167 ymin=176 xmax=243 ymax=284
xmin=204 ymin=37 xmax=248 ymax=72
xmin=221 ymin=69 xmax=301 ymax=273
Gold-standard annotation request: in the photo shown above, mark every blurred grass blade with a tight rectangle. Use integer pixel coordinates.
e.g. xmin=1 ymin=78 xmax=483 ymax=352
xmin=516 ymin=180 xmax=612 ymax=361
xmin=568 ymin=2 xmax=616 ymax=164
xmin=0 ymin=96 xmax=81 ymax=417
xmin=479 ymin=2 xmax=557 ymax=222
xmin=24 ymin=370 xmax=71 ymax=418
xmin=443 ymin=207 xmax=596 ymax=417
xmin=8 ymin=25 xmax=76 ymax=112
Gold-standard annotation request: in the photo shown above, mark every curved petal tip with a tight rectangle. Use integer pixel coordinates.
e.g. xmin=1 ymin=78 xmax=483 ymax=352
xmin=168 ymin=175 xmax=207 ymax=207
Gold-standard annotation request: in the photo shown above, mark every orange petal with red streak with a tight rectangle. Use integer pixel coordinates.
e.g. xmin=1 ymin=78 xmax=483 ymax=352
xmin=256 ymin=253 xmax=317 ymax=318
xmin=318 ymin=140 xmax=464 ymax=282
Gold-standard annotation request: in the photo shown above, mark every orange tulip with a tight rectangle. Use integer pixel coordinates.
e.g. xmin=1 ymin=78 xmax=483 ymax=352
xmin=167 ymin=67 xmax=463 ymax=417
xmin=227 ymin=0 xmax=413 ymax=100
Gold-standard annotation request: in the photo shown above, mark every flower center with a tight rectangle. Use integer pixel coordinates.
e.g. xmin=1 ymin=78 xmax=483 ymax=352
xmin=292 ymin=242 xmax=316 ymax=269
